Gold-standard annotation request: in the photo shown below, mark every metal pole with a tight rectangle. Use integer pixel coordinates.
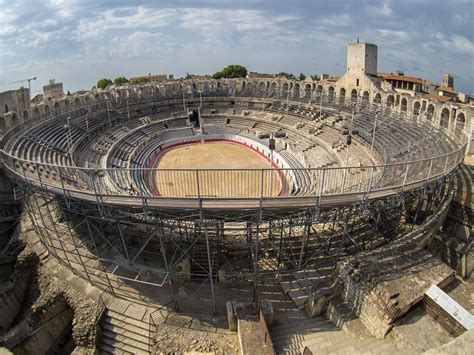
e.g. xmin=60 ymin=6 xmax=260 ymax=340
xmin=204 ymin=226 xmax=217 ymax=315
xmin=319 ymin=92 xmax=323 ymax=117
xmin=127 ymin=98 xmax=130 ymax=120
xmin=371 ymin=112 xmax=378 ymax=152
xmin=106 ymin=100 xmax=111 ymax=127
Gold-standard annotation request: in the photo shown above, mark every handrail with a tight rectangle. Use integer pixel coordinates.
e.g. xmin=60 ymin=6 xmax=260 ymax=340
xmin=0 ymin=94 xmax=467 ymax=207
xmin=148 ymin=299 xmax=178 ymax=352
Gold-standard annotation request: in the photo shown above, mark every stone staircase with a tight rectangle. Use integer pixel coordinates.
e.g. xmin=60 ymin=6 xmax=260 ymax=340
xmin=280 ymin=266 xmax=336 ymax=311
xmin=270 ymin=310 xmax=414 ymax=355
xmin=99 ymin=296 xmax=169 ymax=354
xmin=191 ymin=222 xmax=221 ymax=281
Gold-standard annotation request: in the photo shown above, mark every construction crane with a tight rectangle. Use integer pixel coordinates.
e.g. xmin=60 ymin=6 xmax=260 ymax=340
xmin=10 ymin=77 xmax=37 ymax=93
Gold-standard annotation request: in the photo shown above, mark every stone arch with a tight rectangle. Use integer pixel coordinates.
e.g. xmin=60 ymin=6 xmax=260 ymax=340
xmin=316 ymin=85 xmax=323 ymax=96
xmin=400 ymin=97 xmax=408 ymax=112
xmin=328 ymin=86 xmax=335 ymax=102
xmin=426 ymin=104 xmax=435 ymax=121
xmin=74 ymin=97 xmax=81 ymax=108
xmin=373 ymin=93 xmax=382 ymax=104
xmin=339 ymin=88 xmax=346 ymax=104
xmin=270 ymin=82 xmax=278 ymax=96
xmin=0 ymin=115 xmax=6 ymax=133
xmin=44 ymin=105 xmax=50 ymax=115
xmin=64 ymin=99 xmax=70 ymax=112
xmin=350 ymin=89 xmax=358 ymax=103
xmin=11 ymin=112 xmax=19 ymax=127
xmin=413 ymin=101 xmax=421 ymax=116
xmin=23 ymin=110 xmax=29 ymax=120
xmin=257 ymin=81 xmax=266 ymax=96
xmin=282 ymin=82 xmax=289 ymax=97
xmin=54 ymin=102 xmax=60 ymax=115
xmin=386 ymin=95 xmax=395 ymax=108
xmin=362 ymin=91 xmax=369 ymax=104
xmin=84 ymin=96 xmax=91 ymax=107
xmin=33 ymin=107 xmax=40 ymax=118
xmin=292 ymin=83 xmax=300 ymax=99
xmin=455 ymin=113 xmax=466 ymax=132
xmin=440 ymin=108 xmax=450 ymax=128
xmin=304 ymin=83 xmax=311 ymax=99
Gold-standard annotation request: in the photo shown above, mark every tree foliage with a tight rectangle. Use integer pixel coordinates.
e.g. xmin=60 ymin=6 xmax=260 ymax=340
xmin=135 ymin=77 xmax=150 ymax=84
xmin=97 ymin=78 xmax=113 ymax=89
xmin=299 ymin=73 xmax=306 ymax=81
xmin=276 ymin=72 xmax=297 ymax=80
xmin=213 ymin=64 xmax=248 ymax=79
xmin=114 ymin=76 xmax=129 ymax=86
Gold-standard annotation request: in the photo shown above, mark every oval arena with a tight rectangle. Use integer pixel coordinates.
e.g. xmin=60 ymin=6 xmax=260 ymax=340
xmin=0 ymin=72 xmax=472 ymax=353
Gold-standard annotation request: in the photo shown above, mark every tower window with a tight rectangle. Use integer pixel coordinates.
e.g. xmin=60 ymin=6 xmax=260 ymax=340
xmin=356 ymin=79 xmax=360 ymax=86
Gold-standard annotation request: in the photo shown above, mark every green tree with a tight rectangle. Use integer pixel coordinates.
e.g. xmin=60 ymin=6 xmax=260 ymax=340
xmin=97 ymin=78 xmax=113 ymax=89
xmin=114 ymin=76 xmax=129 ymax=86
xmin=135 ymin=77 xmax=149 ymax=84
xmin=299 ymin=73 xmax=306 ymax=81
xmin=276 ymin=72 xmax=297 ymax=80
xmin=213 ymin=64 xmax=247 ymax=79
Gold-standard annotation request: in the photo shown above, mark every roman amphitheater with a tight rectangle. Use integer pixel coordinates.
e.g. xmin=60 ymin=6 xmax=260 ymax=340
xmin=0 ymin=43 xmax=473 ymax=354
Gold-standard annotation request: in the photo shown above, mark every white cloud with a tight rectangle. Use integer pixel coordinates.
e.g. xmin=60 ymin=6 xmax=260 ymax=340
xmin=105 ymin=31 xmax=177 ymax=58
xmin=179 ymin=8 xmax=299 ymax=42
xmin=75 ymin=7 xmax=176 ymax=40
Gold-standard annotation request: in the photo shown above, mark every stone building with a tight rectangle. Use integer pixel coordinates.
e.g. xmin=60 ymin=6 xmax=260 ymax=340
xmin=130 ymin=74 xmax=172 ymax=83
xmin=43 ymin=80 xmax=64 ymax=100
xmin=0 ymin=88 xmax=30 ymax=134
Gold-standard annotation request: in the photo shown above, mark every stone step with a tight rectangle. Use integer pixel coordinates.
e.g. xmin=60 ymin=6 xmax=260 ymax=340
xmin=102 ymin=319 xmax=150 ymax=345
xmin=100 ymin=342 xmax=134 ymax=355
xmin=106 ymin=309 xmax=154 ymax=331
xmin=101 ymin=334 xmax=149 ymax=355
xmin=102 ymin=330 xmax=150 ymax=353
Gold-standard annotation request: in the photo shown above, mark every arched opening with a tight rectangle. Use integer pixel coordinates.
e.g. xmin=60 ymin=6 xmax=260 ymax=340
xmin=44 ymin=105 xmax=50 ymax=115
xmin=74 ymin=98 xmax=81 ymax=108
xmin=53 ymin=102 xmax=60 ymax=115
xmin=316 ymin=85 xmax=323 ymax=96
xmin=455 ymin=113 xmax=466 ymax=132
xmin=64 ymin=100 xmax=70 ymax=112
xmin=257 ymin=82 xmax=266 ymax=96
xmin=426 ymin=104 xmax=434 ymax=121
xmin=328 ymin=86 xmax=335 ymax=102
xmin=270 ymin=82 xmax=278 ymax=97
xmin=401 ymin=98 xmax=407 ymax=112
xmin=350 ymin=89 xmax=358 ymax=103
xmin=440 ymin=108 xmax=450 ymax=128
xmin=0 ymin=116 xmax=6 ymax=133
xmin=413 ymin=102 xmax=421 ymax=116
xmin=11 ymin=113 xmax=19 ymax=127
xmin=304 ymin=84 xmax=311 ymax=99
xmin=362 ymin=91 xmax=369 ymax=104
xmin=339 ymin=88 xmax=346 ymax=104
xmin=23 ymin=110 xmax=29 ymax=120
xmin=386 ymin=95 xmax=395 ymax=108
xmin=84 ymin=96 xmax=91 ymax=107
xmin=373 ymin=93 xmax=381 ymax=104
xmin=282 ymin=82 xmax=289 ymax=97
xmin=33 ymin=107 xmax=40 ymax=118
xmin=292 ymin=83 xmax=300 ymax=99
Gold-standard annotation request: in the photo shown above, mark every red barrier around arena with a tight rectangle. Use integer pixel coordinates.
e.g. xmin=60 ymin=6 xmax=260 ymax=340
xmin=146 ymin=138 xmax=285 ymax=197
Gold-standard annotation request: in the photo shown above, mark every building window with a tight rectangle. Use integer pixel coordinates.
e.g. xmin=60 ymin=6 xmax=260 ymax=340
xmin=4 ymin=104 xmax=8 ymax=113
xmin=356 ymin=79 xmax=359 ymax=87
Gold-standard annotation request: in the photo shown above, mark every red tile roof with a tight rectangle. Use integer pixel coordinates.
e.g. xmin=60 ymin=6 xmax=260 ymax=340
xmin=378 ymin=72 xmax=423 ymax=84
xmin=423 ymin=93 xmax=452 ymax=102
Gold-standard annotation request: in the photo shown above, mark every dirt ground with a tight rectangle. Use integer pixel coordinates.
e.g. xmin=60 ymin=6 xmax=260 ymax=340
xmin=154 ymin=141 xmax=285 ymax=198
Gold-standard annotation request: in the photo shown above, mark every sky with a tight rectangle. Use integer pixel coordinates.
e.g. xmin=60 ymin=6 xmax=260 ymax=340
xmin=1 ymin=0 xmax=473 ymax=95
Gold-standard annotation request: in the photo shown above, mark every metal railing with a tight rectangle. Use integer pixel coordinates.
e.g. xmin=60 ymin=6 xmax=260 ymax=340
xmin=0 ymin=94 xmax=468 ymax=209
